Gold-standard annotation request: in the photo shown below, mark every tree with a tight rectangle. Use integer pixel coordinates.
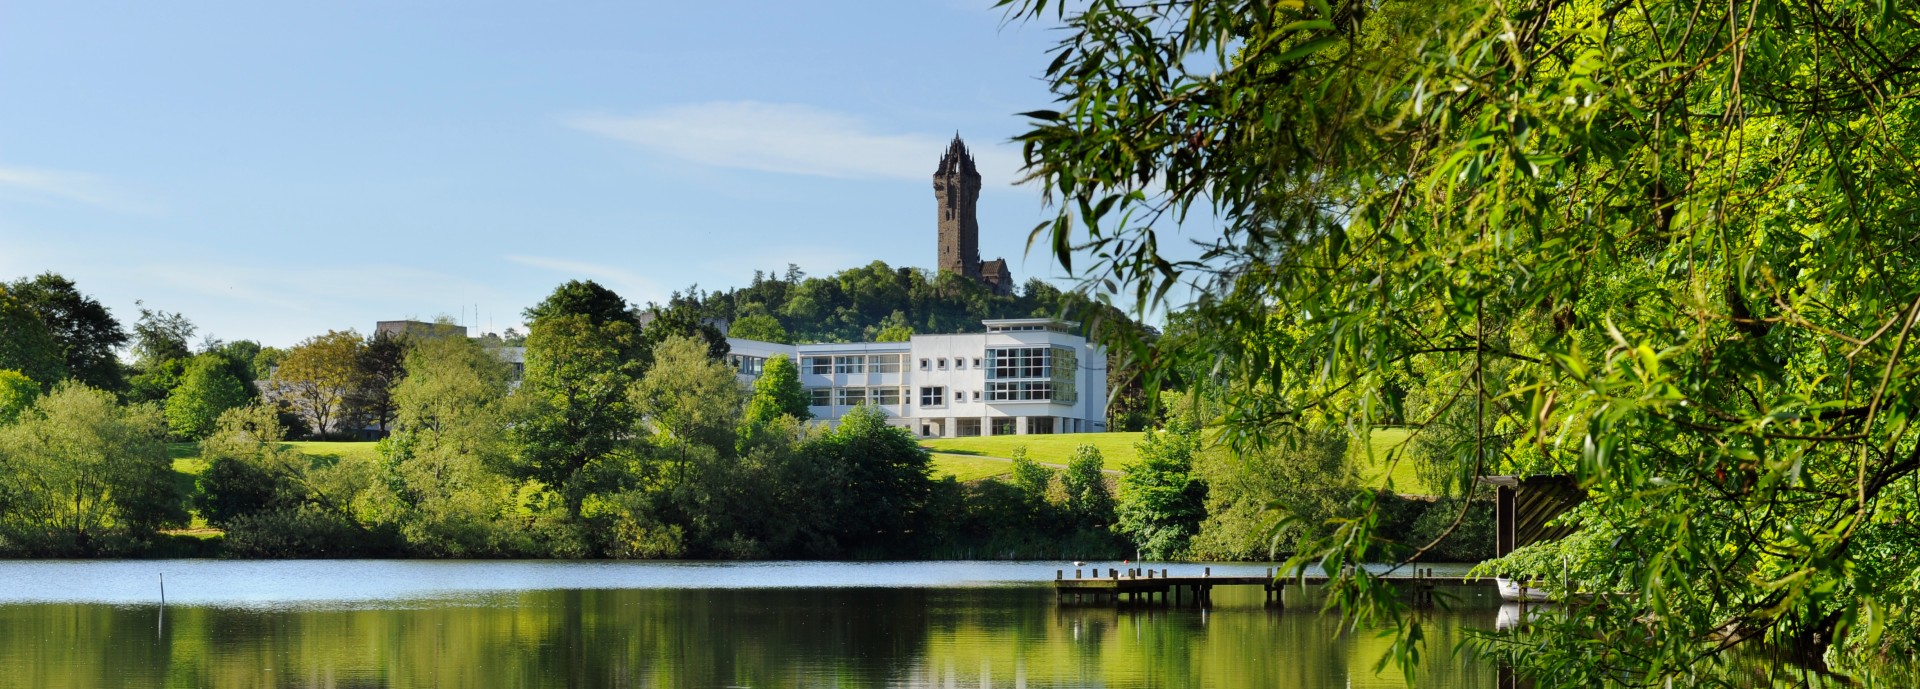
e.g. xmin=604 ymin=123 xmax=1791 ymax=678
xmin=0 ymin=383 xmax=179 ymax=552
xmin=0 ymin=287 xmax=66 ymax=385
xmin=272 ymin=330 xmax=366 ymax=437
xmin=523 ymin=279 xmax=637 ymax=328
xmin=1004 ymin=0 xmax=1920 ymax=682
xmin=802 ymin=405 xmax=933 ymax=555
xmin=741 ymin=354 xmax=810 ymax=432
xmin=1054 ymin=445 xmax=1114 ymax=531
xmin=728 ymin=311 xmax=790 ymax=344
xmin=165 ymin=352 xmax=252 ymax=440
xmin=5 ymin=273 xmax=127 ymax=391
xmin=130 ymin=302 xmax=193 ymax=368
xmin=366 ymin=334 xmax=519 ymax=555
xmin=349 ymin=331 xmax=408 ymax=435
xmin=512 ymin=309 xmax=643 ymax=520
xmin=634 ymin=334 xmax=745 ymax=479
xmin=0 ymin=370 xmax=38 ymax=424
xmin=1113 ymin=423 xmax=1207 ymax=559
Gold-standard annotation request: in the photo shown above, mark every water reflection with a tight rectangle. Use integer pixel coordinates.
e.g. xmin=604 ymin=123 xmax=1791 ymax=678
xmin=0 ymin=584 xmax=1507 ymax=689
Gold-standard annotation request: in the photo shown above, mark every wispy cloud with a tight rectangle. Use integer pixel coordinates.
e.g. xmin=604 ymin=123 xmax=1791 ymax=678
xmin=506 ymin=254 xmax=666 ymax=305
xmin=565 ymin=101 xmax=1025 ymax=186
xmin=0 ymin=164 xmax=156 ymax=213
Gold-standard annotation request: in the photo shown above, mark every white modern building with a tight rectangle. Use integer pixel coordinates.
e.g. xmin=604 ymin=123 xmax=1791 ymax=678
xmin=726 ymin=318 xmax=1108 ymax=438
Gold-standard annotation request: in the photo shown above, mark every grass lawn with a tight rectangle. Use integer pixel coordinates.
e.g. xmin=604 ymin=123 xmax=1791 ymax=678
xmin=921 ymin=432 xmax=1146 ymax=468
xmin=922 ymin=428 xmax=1440 ymax=495
xmin=929 ymin=454 xmax=1015 ymax=482
xmin=1353 ymin=427 xmax=1433 ymax=494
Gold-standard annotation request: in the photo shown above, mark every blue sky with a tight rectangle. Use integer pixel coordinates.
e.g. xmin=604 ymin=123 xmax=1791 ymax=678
xmin=0 ymin=1 xmax=1181 ymax=348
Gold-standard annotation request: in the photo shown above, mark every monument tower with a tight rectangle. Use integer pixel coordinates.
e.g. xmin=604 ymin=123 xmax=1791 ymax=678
xmin=933 ymin=135 xmax=1012 ymax=295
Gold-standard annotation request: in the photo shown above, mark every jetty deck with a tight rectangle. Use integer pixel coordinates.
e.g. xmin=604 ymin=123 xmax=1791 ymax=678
xmin=1052 ymin=566 xmax=1499 ymax=607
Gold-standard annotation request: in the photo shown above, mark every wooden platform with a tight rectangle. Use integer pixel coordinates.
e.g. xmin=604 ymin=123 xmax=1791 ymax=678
xmin=1051 ymin=567 xmax=1498 ymax=607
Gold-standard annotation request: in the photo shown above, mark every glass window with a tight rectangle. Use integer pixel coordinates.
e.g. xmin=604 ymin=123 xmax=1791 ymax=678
xmin=835 ymin=356 xmax=866 ymax=374
xmin=973 ymin=357 xmax=982 ymax=369
xmin=836 ymin=387 xmax=866 ymax=406
xmin=986 ymin=347 xmax=1052 ymax=380
xmin=992 ymin=418 xmax=1017 ymax=435
xmin=870 ymin=353 xmax=903 ymax=373
xmin=988 ymin=381 xmax=1055 ymax=401
xmin=920 ymin=358 xmax=931 ymax=371
xmin=870 ymin=387 xmax=902 ymax=405
xmin=937 ymin=358 xmax=948 ymax=370
xmin=803 ymin=357 xmax=832 ymax=375
xmin=954 ymin=358 xmax=966 ymax=370
xmin=808 ymin=388 xmax=831 ymax=407
xmin=919 ymin=386 xmax=945 ymax=408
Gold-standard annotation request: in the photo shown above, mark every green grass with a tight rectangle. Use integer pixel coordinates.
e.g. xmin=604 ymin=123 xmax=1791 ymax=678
xmin=921 ymin=428 xmax=1440 ymax=495
xmin=930 ymin=454 xmax=1015 ymax=482
xmin=1352 ymin=427 xmax=1433 ymax=494
xmin=921 ymin=432 xmax=1146 ymax=468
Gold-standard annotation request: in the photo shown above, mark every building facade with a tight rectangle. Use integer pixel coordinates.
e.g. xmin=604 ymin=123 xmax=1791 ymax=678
xmin=727 ymin=318 xmax=1107 ymax=437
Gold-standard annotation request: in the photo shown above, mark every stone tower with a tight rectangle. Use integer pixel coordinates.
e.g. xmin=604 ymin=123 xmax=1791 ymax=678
xmin=934 ymin=134 xmax=983 ymax=280
xmin=933 ymin=134 xmax=1012 ymax=294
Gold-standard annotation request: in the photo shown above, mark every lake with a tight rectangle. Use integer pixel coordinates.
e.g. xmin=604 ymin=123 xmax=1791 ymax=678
xmin=0 ymin=560 xmax=1504 ymax=688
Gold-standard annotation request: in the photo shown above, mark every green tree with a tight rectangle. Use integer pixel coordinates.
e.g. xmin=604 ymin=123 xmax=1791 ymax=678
xmin=1004 ymin=0 xmax=1920 ymax=682
xmin=129 ymin=302 xmax=193 ymax=368
xmin=634 ymin=334 xmax=745 ymax=484
xmin=523 ymin=279 xmax=638 ymax=328
xmin=512 ymin=310 xmax=642 ymax=521
xmin=729 ymin=311 xmax=790 ymax=344
xmin=802 ymin=405 xmax=933 ymax=555
xmin=349 ymin=330 xmax=408 ymax=434
xmin=364 ymin=334 xmax=520 ymax=556
xmin=194 ymin=405 xmax=307 ymax=525
xmin=1054 ymin=445 xmax=1114 ymax=531
xmin=5 ymin=273 xmax=127 ymax=391
xmin=741 ymin=354 xmax=810 ymax=431
xmin=0 ymin=369 xmax=38 ymax=424
xmin=271 ymin=330 xmax=366 ymax=437
xmin=0 ymin=383 xmax=179 ymax=552
xmin=165 ymin=352 xmax=252 ymax=440
xmin=0 ymin=286 xmax=66 ymax=385
xmin=1113 ymin=424 xmax=1207 ymax=559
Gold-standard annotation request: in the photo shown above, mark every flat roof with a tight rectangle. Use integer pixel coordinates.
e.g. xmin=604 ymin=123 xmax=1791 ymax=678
xmin=981 ymin=318 xmax=1081 ymax=328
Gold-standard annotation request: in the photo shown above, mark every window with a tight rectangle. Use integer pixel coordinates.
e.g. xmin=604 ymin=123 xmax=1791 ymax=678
xmin=972 ymin=357 xmax=982 ymax=369
xmin=989 ymin=381 xmax=1055 ymax=401
xmin=937 ymin=358 xmax=948 ymax=370
xmin=919 ymin=386 xmax=946 ymax=408
xmin=956 ymin=418 xmax=982 ymax=437
xmin=836 ymin=387 xmax=867 ymax=406
xmin=987 ymin=347 xmax=1052 ymax=380
xmin=955 ymin=358 xmax=966 ymax=370
xmin=869 ymin=387 xmax=902 ymax=405
xmin=835 ymin=355 xmax=866 ymax=374
xmin=920 ymin=358 xmax=931 ymax=371
xmin=808 ymin=388 xmax=832 ymax=407
xmin=803 ymin=357 xmax=832 ymax=375
xmin=992 ymin=418 xmax=1017 ymax=435
xmin=973 ymin=390 xmax=982 ymax=402
xmin=728 ymin=355 xmax=764 ymax=376
xmin=870 ymin=353 xmax=903 ymax=373
xmin=1029 ymin=417 xmax=1055 ymax=434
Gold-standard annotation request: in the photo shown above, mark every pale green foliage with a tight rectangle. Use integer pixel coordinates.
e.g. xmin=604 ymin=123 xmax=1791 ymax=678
xmin=1006 ymin=0 xmax=1920 ymax=682
xmin=512 ymin=312 xmax=642 ymax=518
xmin=271 ymin=329 xmax=366 ymax=437
xmin=872 ymin=325 xmax=913 ymax=342
xmin=1188 ymin=429 xmax=1353 ymax=561
xmin=1008 ymin=446 xmax=1052 ymax=497
xmin=0 ymin=369 xmax=37 ymax=425
xmin=166 ymin=352 xmax=252 ymax=440
xmin=635 ymin=334 xmax=745 ymax=466
xmin=1113 ymin=423 xmax=1206 ymax=559
xmin=0 ymin=383 xmax=178 ymax=552
xmin=742 ymin=354 xmax=810 ymax=432
xmin=359 ymin=335 xmax=521 ymax=556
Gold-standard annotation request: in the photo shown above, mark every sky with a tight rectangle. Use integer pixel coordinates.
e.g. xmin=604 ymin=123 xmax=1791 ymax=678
xmin=0 ymin=1 xmax=1200 ymax=348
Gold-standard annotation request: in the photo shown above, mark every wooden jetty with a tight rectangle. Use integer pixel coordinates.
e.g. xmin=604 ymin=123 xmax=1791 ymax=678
xmin=1052 ymin=566 xmax=1498 ymax=608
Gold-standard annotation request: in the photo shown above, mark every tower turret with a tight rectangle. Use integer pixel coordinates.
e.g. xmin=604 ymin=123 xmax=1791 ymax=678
xmin=934 ymin=134 xmax=983 ymax=280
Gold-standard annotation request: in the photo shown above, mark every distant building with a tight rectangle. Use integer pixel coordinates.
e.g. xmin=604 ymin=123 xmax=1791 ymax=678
xmin=729 ymin=318 xmax=1106 ymax=438
xmin=934 ymin=135 xmax=1014 ymax=296
xmin=375 ymin=320 xmax=467 ymax=339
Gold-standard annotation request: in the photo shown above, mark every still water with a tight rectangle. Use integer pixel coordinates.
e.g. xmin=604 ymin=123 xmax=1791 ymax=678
xmin=0 ymin=560 xmax=1502 ymax=688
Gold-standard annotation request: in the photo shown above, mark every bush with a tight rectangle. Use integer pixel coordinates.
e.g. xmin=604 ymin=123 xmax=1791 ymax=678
xmin=222 ymin=505 xmax=392 ymax=558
